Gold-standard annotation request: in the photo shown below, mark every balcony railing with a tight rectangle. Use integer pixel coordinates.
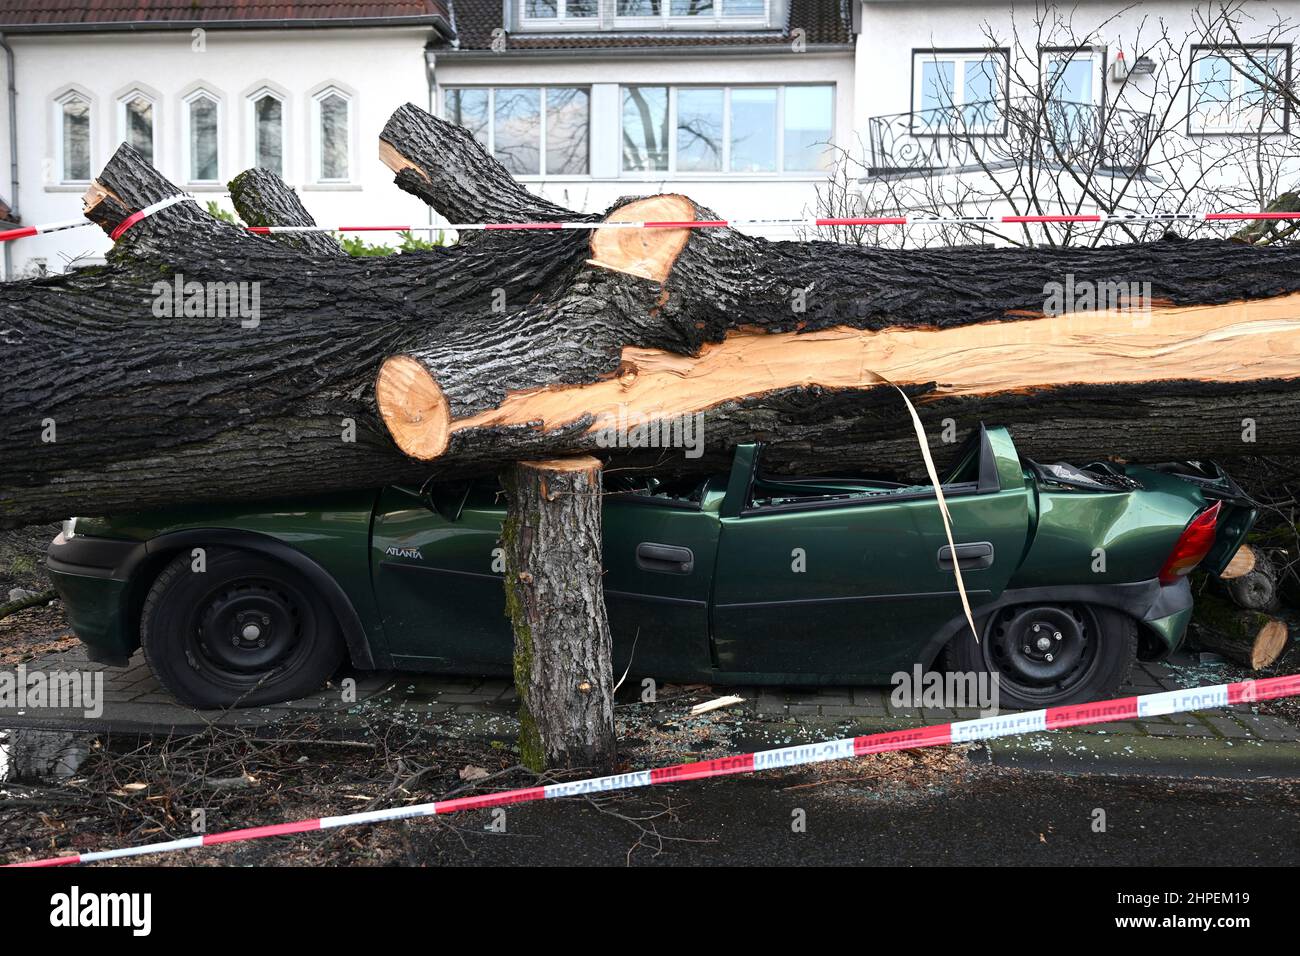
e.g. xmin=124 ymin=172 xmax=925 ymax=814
xmin=866 ymin=97 xmax=1154 ymax=177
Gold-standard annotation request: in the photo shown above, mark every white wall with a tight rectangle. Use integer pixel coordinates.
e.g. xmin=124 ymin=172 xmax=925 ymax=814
xmin=4 ymin=26 xmax=434 ymax=277
xmin=854 ymin=0 xmax=1300 ymax=221
xmin=856 ymin=1 xmax=1300 ymax=130
xmin=435 ymin=51 xmax=855 ymax=236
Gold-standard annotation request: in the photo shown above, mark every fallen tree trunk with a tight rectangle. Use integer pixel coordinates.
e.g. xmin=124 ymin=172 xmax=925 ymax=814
xmin=5 ymin=103 xmax=1300 ymax=526
xmin=1190 ymin=592 xmax=1289 ymax=669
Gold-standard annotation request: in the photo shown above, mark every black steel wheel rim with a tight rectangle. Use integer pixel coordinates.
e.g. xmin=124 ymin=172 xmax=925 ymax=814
xmin=186 ymin=574 xmax=316 ymax=686
xmin=982 ymin=604 xmax=1102 ymax=704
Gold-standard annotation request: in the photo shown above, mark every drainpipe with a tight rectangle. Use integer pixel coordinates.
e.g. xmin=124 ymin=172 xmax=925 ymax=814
xmin=424 ymin=46 xmax=437 ymax=233
xmin=0 ymin=33 xmax=16 ymax=281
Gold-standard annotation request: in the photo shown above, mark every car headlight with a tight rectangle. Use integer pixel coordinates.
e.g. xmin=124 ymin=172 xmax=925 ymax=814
xmin=61 ymin=518 xmax=77 ymax=540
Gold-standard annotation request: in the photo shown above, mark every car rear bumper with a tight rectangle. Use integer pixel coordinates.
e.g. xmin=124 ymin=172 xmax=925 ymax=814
xmin=46 ymin=531 xmax=145 ymax=666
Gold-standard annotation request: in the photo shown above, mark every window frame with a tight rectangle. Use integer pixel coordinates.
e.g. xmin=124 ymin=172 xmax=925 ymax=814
xmin=53 ymin=88 xmax=94 ymax=186
xmin=1187 ymin=43 xmax=1292 ymax=137
xmin=518 ymin=0 xmax=771 ymax=28
xmin=613 ymin=0 xmax=770 ymax=28
xmin=1038 ymin=46 xmax=1107 ymax=108
xmin=115 ymin=87 xmax=158 ymax=167
xmin=440 ymin=85 xmax=592 ymax=178
xmin=519 ymin=0 xmax=599 ymax=24
xmin=909 ymin=48 xmax=1011 ymax=138
xmin=181 ymin=86 xmax=224 ymax=187
xmin=310 ymin=85 xmax=356 ymax=184
xmin=619 ymin=83 xmax=835 ymax=178
xmin=245 ymin=84 xmax=289 ymax=180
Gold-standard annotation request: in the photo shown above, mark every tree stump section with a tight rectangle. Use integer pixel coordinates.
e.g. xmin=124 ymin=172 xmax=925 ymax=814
xmin=500 ymin=456 xmax=616 ymax=771
xmin=1191 ymin=591 xmax=1289 ymax=670
xmin=1216 ymin=543 xmax=1279 ymax=611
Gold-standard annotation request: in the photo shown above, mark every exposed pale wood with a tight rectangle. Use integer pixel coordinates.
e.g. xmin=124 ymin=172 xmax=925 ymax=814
xmin=519 ymin=456 xmax=603 ymax=474
xmin=375 ymin=354 xmax=451 ymax=460
xmin=378 ymin=139 xmax=423 ymax=181
xmin=586 ymin=194 xmax=695 ymax=282
xmin=81 ymin=181 xmax=115 ymax=212
xmin=1252 ymin=619 xmax=1290 ymax=669
xmin=1220 ymin=544 xmax=1259 ymax=579
xmin=380 ymin=296 xmax=1300 ymax=461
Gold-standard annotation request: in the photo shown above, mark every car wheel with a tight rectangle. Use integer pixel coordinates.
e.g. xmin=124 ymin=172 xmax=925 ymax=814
xmin=140 ymin=547 xmax=345 ymax=709
xmin=943 ymin=603 xmax=1137 ymax=709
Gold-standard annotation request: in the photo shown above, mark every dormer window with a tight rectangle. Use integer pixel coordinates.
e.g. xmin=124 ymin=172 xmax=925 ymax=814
xmin=518 ymin=0 xmax=772 ymax=28
xmin=524 ymin=0 xmax=596 ymax=18
xmin=618 ymin=0 xmax=765 ymax=17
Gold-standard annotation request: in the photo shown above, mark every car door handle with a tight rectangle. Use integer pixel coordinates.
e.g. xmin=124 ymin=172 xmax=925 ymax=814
xmin=937 ymin=541 xmax=995 ymax=570
xmin=637 ymin=542 xmax=694 ymax=574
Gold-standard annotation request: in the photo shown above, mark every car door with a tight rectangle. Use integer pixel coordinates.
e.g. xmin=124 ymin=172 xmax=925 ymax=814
xmin=371 ymin=483 xmax=514 ymax=672
xmin=370 ymin=478 xmax=720 ymax=679
xmin=709 ymin=428 xmax=1030 ymax=681
xmin=600 ymin=479 xmax=724 ymax=680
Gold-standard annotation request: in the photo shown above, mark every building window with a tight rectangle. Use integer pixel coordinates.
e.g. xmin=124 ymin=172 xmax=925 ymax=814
xmin=622 ymin=85 xmax=834 ymax=175
xmin=184 ymin=89 xmax=221 ymax=184
xmin=1189 ymin=46 xmax=1290 ymax=134
xmin=56 ymin=91 xmax=92 ymax=183
xmin=1042 ymin=49 xmax=1102 ymax=105
xmin=523 ymin=0 xmax=596 ymax=18
xmin=443 ymin=86 xmax=590 ymax=176
xmin=615 ymin=0 xmax=765 ymax=21
xmin=911 ymin=50 xmax=1008 ymax=132
xmin=119 ymin=91 xmax=154 ymax=165
xmin=675 ymin=88 xmax=724 ymax=171
xmin=249 ymin=88 xmax=284 ymax=177
xmin=313 ymin=86 xmax=352 ymax=182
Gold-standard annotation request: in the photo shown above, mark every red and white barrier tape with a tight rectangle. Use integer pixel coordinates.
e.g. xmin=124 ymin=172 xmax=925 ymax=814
xmin=107 ymin=193 xmax=196 ymax=242
xmin=237 ymin=210 xmax=1300 ymax=234
xmin=7 ymin=673 xmax=1298 ymax=868
xmin=5 ymin=200 xmax=1300 ymax=244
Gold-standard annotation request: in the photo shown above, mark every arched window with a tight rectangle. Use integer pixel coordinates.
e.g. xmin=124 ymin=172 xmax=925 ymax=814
xmin=248 ymin=87 xmax=284 ymax=177
xmin=313 ymin=86 xmax=353 ymax=182
xmin=118 ymin=90 xmax=155 ymax=164
xmin=56 ymin=90 xmax=92 ymax=183
xmin=184 ymin=89 xmax=221 ymax=184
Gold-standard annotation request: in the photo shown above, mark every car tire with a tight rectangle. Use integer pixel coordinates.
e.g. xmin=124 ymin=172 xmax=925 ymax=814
xmin=942 ymin=602 xmax=1137 ymax=709
xmin=140 ymin=546 xmax=346 ymax=709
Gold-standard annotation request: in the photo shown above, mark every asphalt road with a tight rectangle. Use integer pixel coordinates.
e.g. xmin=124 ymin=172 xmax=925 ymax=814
xmin=391 ymin=768 xmax=1300 ymax=866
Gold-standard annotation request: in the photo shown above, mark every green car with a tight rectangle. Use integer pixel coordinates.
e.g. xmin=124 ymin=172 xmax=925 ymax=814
xmin=46 ymin=426 xmax=1254 ymax=710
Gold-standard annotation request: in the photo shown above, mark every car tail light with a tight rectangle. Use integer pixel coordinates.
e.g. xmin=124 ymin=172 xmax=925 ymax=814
xmin=1158 ymin=501 xmax=1221 ymax=585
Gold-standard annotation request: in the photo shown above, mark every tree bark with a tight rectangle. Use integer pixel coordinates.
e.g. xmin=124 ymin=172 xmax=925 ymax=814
xmin=500 ymin=456 xmax=616 ymax=772
xmin=1190 ymin=592 xmax=1289 ymax=669
xmin=6 ymin=102 xmax=1300 ymax=527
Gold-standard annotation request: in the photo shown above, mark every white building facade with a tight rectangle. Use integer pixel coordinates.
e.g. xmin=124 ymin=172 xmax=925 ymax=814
xmin=853 ymin=1 xmax=1300 ymax=239
xmin=0 ymin=0 xmax=1296 ymax=275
